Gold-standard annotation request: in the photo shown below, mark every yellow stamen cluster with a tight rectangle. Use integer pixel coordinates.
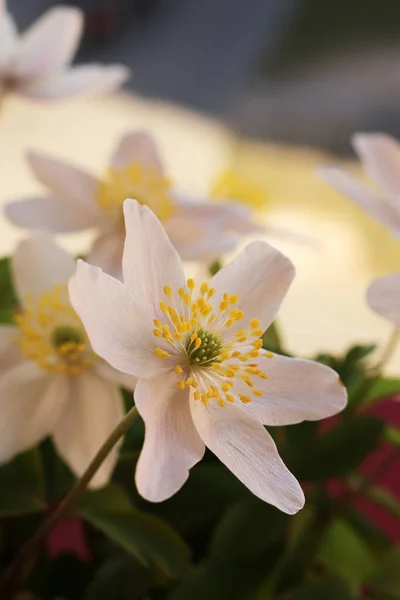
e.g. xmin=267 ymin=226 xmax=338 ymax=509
xmin=14 ymin=284 xmax=95 ymax=375
xmin=211 ymin=169 xmax=268 ymax=211
xmin=97 ymin=162 xmax=175 ymax=222
xmin=152 ymin=279 xmax=273 ymax=408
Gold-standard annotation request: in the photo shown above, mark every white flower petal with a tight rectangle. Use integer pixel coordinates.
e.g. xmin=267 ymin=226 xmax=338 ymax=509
xmin=0 ymin=361 xmax=68 ymax=462
xmin=122 ymin=199 xmax=186 ymax=318
xmin=53 ymin=368 xmax=124 ymax=487
xmin=352 ymin=133 xmax=400 ymax=198
xmin=94 ymin=361 xmax=137 ymax=392
xmin=12 ymin=7 xmax=83 ymax=78
xmin=239 ymin=354 xmax=347 ymax=426
xmin=26 ymin=151 xmax=100 ymax=214
xmin=210 ymin=241 xmax=295 ymax=336
xmin=69 ymin=260 xmax=166 ymax=379
xmin=190 ymin=399 xmax=304 ymax=514
xmin=318 ymin=166 xmax=400 ymax=233
xmin=0 ymin=325 xmax=22 ymax=375
xmin=20 ymin=64 xmax=130 ymax=99
xmin=87 ymin=231 xmax=124 ymax=278
xmin=367 ymin=271 xmax=400 ymax=326
xmin=170 ymin=231 xmax=237 ymax=262
xmin=0 ymin=8 xmax=17 ymax=70
xmin=12 ymin=233 xmax=76 ymax=306
xmin=111 ymin=131 xmax=164 ymax=174
xmin=5 ymin=196 xmax=98 ymax=233
xmin=135 ymin=371 xmax=205 ymax=502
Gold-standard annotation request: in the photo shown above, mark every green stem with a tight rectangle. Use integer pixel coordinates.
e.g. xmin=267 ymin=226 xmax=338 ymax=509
xmin=0 ymin=405 xmax=140 ymax=599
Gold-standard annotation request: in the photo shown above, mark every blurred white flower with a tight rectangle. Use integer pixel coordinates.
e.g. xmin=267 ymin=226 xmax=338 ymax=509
xmin=318 ymin=133 xmax=400 ymax=236
xmin=0 ymin=2 xmax=129 ymax=100
xmin=6 ymin=131 xmax=263 ymax=277
xmin=367 ymin=272 xmax=400 ymax=326
xmin=69 ymin=198 xmax=347 ymax=513
xmin=0 ymin=234 xmax=136 ymax=486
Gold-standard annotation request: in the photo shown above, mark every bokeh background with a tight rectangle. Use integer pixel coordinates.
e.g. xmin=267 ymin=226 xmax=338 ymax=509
xmin=2 ymin=0 xmax=400 ymax=369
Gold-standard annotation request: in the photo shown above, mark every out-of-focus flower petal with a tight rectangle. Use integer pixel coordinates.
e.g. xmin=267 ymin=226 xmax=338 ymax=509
xmin=12 ymin=7 xmax=83 ymax=78
xmin=367 ymin=272 xmax=400 ymax=326
xmin=111 ymin=131 xmax=164 ymax=174
xmin=12 ymin=233 xmax=76 ymax=306
xmin=52 ymin=368 xmax=124 ymax=487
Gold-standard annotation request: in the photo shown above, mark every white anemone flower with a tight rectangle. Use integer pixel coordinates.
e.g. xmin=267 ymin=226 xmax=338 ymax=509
xmin=318 ymin=133 xmax=400 ymax=236
xmin=69 ymin=198 xmax=347 ymax=514
xmin=0 ymin=234 xmax=136 ymax=486
xmin=6 ymin=131 xmax=263 ymax=277
xmin=0 ymin=1 xmax=129 ymax=100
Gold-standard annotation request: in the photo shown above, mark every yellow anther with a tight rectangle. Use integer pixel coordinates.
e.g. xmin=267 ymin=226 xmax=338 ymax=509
xmin=212 ymin=363 xmax=221 ymax=371
xmin=250 ymin=319 xmax=260 ymax=328
xmin=153 ymin=319 xmax=162 ymax=328
xmin=160 ymin=301 xmax=168 ymax=313
xmin=207 ymin=288 xmax=215 ymax=298
xmin=201 ymin=394 xmax=209 ymax=405
xmin=201 ymin=306 xmax=212 ymax=317
xmin=219 ymin=351 xmax=230 ymax=361
xmin=252 ymin=339 xmax=263 ymax=349
xmin=235 ymin=310 xmax=244 ymax=321
xmin=265 ymin=351 xmax=274 ymax=358
xmin=237 ymin=336 xmax=247 ymax=343
xmin=195 ymin=338 xmax=202 ymax=349
xmin=177 ymin=380 xmax=186 ymax=390
xmin=259 ymin=373 xmax=269 ymax=379
xmin=187 ymin=278 xmax=195 ymax=291
xmin=222 ymin=382 xmax=231 ymax=392
xmin=153 ymin=329 xmax=162 ymax=338
xmin=198 ymin=298 xmax=206 ymax=309
xmin=225 ymin=319 xmax=235 ymax=328
xmin=163 ymin=285 xmax=172 ymax=297
xmin=207 ymin=314 xmax=216 ymax=325
xmin=239 ymin=393 xmax=252 ymax=404
xmin=173 ymin=333 xmax=183 ymax=341
xmin=190 ymin=332 xmax=198 ymax=342
xmin=175 ymin=365 xmax=183 ymax=374
xmin=153 ymin=348 xmax=169 ymax=359
xmin=231 ymin=351 xmax=241 ymax=358
xmin=252 ymin=328 xmax=263 ymax=337
xmin=218 ymin=399 xmax=226 ymax=408
xmin=219 ymin=300 xmax=229 ymax=311
xmin=252 ymin=390 xmax=263 ymax=397
xmin=235 ymin=329 xmax=246 ymax=337
xmin=178 ymin=288 xmax=185 ymax=299
xmin=194 ymin=390 xmax=200 ymax=400
xmin=225 ymin=393 xmax=235 ymax=403
xmin=229 ymin=294 xmax=238 ymax=304
xmin=200 ymin=282 xmax=208 ymax=295
xmin=184 ymin=294 xmax=191 ymax=305
xmin=225 ymin=368 xmax=236 ymax=377
xmin=223 ymin=293 xmax=229 ymax=301
xmin=186 ymin=377 xmax=194 ymax=386
xmin=249 ymin=350 xmax=260 ymax=358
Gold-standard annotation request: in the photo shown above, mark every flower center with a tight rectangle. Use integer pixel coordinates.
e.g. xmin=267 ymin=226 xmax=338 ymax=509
xmin=96 ymin=162 xmax=175 ymax=222
xmin=14 ymin=284 xmax=95 ymax=375
xmin=152 ymin=279 xmax=273 ymax=407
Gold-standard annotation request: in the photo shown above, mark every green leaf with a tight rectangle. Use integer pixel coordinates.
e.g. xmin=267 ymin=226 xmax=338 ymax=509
xmin=317 ymin=518 xmax=376 ymax=588
xmin=385 ymin=426 xmax=400 ymax=447
xmin=0 ymin=448 xmax=46 ymax=516
xmin=208 ymin=259 xmax=222 ymax=276
xmin=292 ymin=576 xmax=356 ymax=600
xmin=210 ymin=498 xmax=287 ymax=560
xmin=83 ymin=555 xmax=152 ymax=600
xmin=77 ymin=484 xmax=192 ymax=579
xmin=342 ymin=507 xmax=391 ymax=551
xmin=295 ymin=415 xmax=384 ymax=481
xmin=262 ymin=321 xmax=283 ymax=353
xmin=368 ymin=548 xmax=400 ymax=599
xmin=366 ymin=377 xmax=400 ymax=404
xmin=0 ymin=256 xmax=18 ymax=312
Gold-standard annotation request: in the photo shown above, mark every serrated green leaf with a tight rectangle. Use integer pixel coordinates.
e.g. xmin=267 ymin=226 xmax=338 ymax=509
xmin=0 ymin=448 xmax=46 ymax=516
xmin=77 ymin=484 xmax=192 ymax=579
xmin=317 ymin=518 xmax=376 ymax=588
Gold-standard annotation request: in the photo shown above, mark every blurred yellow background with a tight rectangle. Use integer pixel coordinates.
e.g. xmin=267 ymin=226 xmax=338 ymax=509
xmin=1 ymin=92 xmax=400 ymax=372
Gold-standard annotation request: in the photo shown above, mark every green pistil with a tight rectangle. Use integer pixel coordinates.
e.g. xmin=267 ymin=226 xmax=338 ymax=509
xmin=187 ymin=327 xmax=224 ymax=366
xmin=52 ymin=325 xmax=84 ymax=348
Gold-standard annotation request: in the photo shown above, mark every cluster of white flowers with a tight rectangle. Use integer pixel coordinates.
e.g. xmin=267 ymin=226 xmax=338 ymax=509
xmin=2 ymin=1 xmax=398 ymax=516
